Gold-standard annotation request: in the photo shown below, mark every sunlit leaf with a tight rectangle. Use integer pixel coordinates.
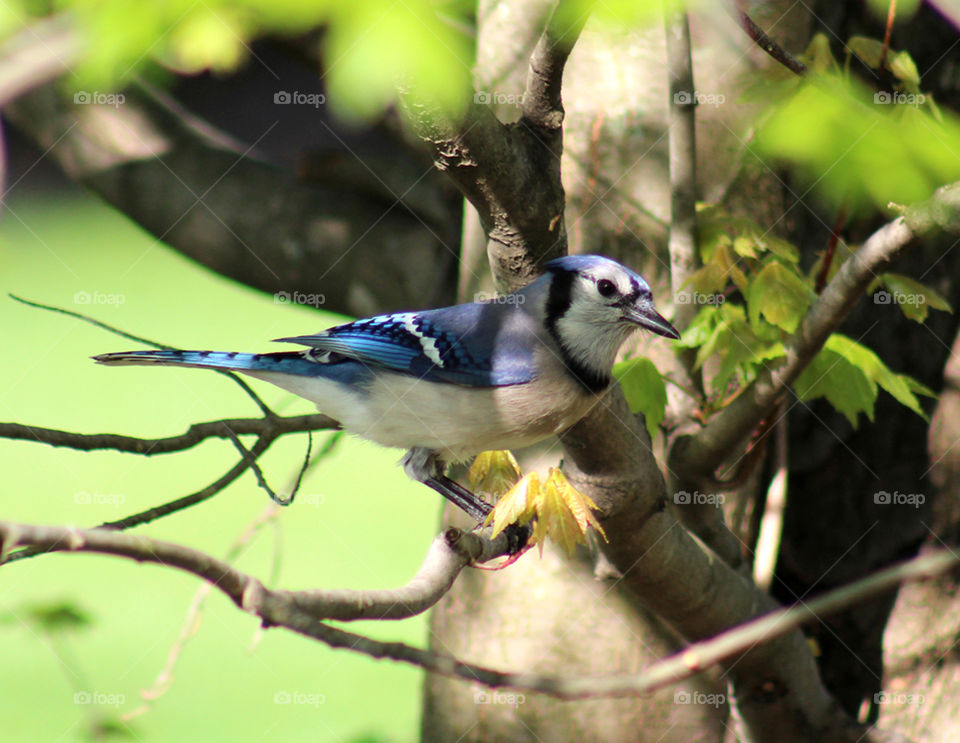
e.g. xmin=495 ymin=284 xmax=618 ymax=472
xmin=485 ymin=471 xmax=539 ymax=538
xmin=675 ymin=305 xmax=720 ymax=350
xmin=748 ymin=261 xmax=813 ymax=334
xmin=757 ymin=74 xmax=960 ymax=209
xmin=865 ymin=0 xmax=921 ymax=23
xmin=613 ymin=357 xmax=667 ymax=439
xmin=467 ymin=450 xmax=523 ymax=497
xmin=532 ymin=468 xmax=605 ymax=556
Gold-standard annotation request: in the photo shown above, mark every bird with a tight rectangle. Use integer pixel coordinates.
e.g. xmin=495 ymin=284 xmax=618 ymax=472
xmin=95 ymin=254 xmax=679 ymax=525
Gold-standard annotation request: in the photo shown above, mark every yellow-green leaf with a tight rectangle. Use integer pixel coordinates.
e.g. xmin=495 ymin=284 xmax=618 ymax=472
xmin=748 ymin=261 xmax=814 ymax=333
xmin=485 ymin=472 xmax=539 ymax=538
xmin=468 ymin=450 xmax=523 ymax=497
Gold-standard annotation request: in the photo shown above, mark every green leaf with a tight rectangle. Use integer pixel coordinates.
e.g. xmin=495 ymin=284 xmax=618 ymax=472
xmin=732 ymin=235 xmax=758 ymax=258
xmin=613 ymin=358 xmax=667 ymax=439
xmin=888 ymin=50 xmax=921 ymax=87
xmin=748 ymin=261 xmax=813 ymax=333
xmin=846 ymin=36 xmax=885 ymax=69
xmin=757 ymin=74 xmax=960 ymax=209
xmin=803 ymin=33 xmax=838 ymax=75
xmin=794 ymin=345 xmax=877 ymax=426
xmin=865 ymin=0 xmax=921 ymax=21
xmin=824 ymin=334 xmax=931 ymax=420
xmin=878 ymin=273 xmax=953 ymax=323
xmin=795 ymin=334 xmax=932 ymax=424
xmin=13 ymin=600 xmax=94 ymax=633
xmin=760 ymin=235 xmax=801 ymax=263
xmin=675 ymin=305 xmax=720 ymax=349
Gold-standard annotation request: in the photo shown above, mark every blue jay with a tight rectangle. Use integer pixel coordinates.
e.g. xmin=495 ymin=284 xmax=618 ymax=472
xmin=95 ymin=255 xmax=678 ymax=523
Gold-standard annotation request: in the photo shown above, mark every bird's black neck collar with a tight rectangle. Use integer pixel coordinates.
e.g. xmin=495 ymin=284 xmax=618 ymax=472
xmin=544 ymin=267 xmax=612 ymax=394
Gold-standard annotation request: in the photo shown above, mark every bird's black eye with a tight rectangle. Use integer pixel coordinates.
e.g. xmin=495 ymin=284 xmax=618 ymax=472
xmin=597 ymin=279 xmax=617 ymax=298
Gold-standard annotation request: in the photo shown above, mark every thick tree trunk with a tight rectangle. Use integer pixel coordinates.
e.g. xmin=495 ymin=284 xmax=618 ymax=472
xmin=422 ymin=4 xmax=815 ymax=741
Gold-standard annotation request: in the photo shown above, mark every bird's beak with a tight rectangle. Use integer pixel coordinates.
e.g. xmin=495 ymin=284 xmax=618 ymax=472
xmin=625 ymin=302 xmax=681 ymax=339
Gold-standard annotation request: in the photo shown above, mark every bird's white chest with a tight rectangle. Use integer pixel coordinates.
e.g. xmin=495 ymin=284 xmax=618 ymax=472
xmin=253 ymin=367 xmax=600 ymax=461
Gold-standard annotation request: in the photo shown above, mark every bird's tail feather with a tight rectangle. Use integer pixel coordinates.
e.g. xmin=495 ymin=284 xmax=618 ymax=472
xmin=93 ymin=350 xmax=323 ymax=376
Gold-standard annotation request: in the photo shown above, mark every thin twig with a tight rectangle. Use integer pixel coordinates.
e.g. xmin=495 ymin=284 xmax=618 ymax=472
xmin=0 ymin=414 xmax=338 ymax=455
xmin=879 ymin=0 xmax=897 ymax=70
xmin=222 ymin=427 xmax=279 ymax=503
xmin=732 ymin=5 xmax=808 ymax=76
xmin=10 ymin=294 xmax=172 ymax=349
xmin=815 ymin=204 xmax=849 ymax=293
xmin=1 ymin=435 xmax=276 ymax=564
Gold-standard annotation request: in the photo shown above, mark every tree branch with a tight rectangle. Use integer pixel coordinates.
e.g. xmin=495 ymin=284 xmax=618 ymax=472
xmin=520 ymin=0 xmax=588 ymax=131
xmin=0 ymin=516 xmax=952 ymax=727
xmin=732 ymin=4 xmax=808 ymax=76
xmin=663 ymin=6 xmax=745 ymax=568
xmin=405 ymin=3 xmax=587 ymax=293
xmin=0 ymin=413 xmax=337 ymax=455
xmin=0 ymin=16 xmax=82 ymax=108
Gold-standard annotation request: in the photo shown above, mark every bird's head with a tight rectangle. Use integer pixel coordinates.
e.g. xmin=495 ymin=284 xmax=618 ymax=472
xmin=540 ymin=254 xmax=679 ymax=390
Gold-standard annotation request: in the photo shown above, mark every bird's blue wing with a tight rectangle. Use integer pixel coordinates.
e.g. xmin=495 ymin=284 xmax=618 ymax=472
xmin=275 ymin=303 xmax=538 ymax=387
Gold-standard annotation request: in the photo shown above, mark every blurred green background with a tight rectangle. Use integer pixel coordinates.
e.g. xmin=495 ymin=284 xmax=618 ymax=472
xmin=0 ymin=188 xmax=438 ymax=741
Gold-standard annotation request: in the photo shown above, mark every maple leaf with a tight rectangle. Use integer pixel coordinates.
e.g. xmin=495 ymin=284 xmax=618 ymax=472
xmin=531 ymin=468 xmax=607 ymax=555
xmin=478 ymin=457 xmax=607 ymax=555
xmin=484 ymin=471 xmax=539 ymax=538
xmin=467 ymin=450 xmax=523 ymax=497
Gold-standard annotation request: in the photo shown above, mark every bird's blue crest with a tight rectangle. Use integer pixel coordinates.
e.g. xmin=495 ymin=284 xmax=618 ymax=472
xmin=544 ymin=254 xmax=651 ymax=292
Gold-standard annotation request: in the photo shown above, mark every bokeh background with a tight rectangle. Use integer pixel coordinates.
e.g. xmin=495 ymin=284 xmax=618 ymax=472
xmin=1 ymin=156 xmax=435 ymax=741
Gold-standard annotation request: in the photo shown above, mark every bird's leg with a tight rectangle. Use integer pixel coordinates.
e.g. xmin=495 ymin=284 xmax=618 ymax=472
xmin=423 ymin=474 xmax=491 ymax=521
xmin=402 ymin=448 xmax=530 ymax=553
xmin=402 ymin=447 xmax=492 ymax=520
